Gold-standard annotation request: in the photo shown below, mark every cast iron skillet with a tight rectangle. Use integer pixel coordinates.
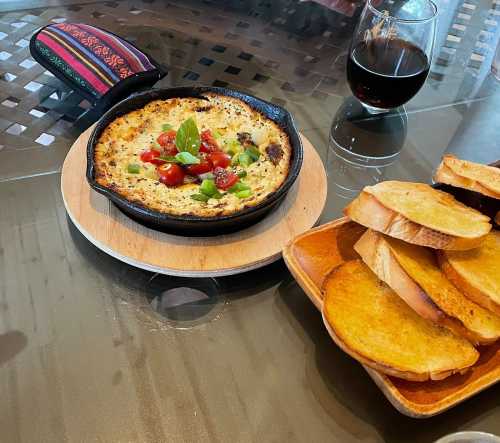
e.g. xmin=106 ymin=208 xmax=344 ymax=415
xmin=86 ymin=87 xmax=303 ymax=236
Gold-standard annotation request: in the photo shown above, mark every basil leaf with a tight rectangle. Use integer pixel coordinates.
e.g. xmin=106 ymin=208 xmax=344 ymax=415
xmin=127 ymin=163 xmax=140 ymax=174
xmin=159 ymin=155 xmax=178 ymax=163
xmin=235 ymin=189 xmax=252 ymax=199
xmin=175 ymin=117 xmax=200 ymax=155
xmin=245 ymin=146 xmax=261 ymax=161
xmin=175 ymin=151 xmax=200 ymax=165
xmin=162 ymin=123 xmax=173 ymax=131
xmin=191 ymin=193 xmax=209 ymax=202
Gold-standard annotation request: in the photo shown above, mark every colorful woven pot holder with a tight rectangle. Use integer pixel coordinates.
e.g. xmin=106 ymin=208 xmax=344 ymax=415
xmin=30 ymin=23 xmax=166 ymax=109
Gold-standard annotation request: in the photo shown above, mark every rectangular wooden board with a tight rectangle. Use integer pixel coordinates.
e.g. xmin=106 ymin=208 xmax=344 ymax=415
xmin=283 ymin=217 xmax=500 ymax=418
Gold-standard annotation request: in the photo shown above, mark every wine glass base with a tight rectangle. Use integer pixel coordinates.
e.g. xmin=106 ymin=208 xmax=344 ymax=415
xmin=327 ymin=97 xmax=407 ymax=197
xmin=360 ymin=102 xmax=393 ymax=114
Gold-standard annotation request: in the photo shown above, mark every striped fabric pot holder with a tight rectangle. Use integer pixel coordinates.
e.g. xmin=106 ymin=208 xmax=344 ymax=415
xmin=30 ymin=23 xmax=166 ymax=109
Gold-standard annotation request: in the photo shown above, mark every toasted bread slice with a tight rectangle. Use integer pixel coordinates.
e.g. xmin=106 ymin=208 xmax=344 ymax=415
xmin=322 ymin=260 xmax=478 ymax=381
xmin=344 ymin=181 xmax=491 ymax=250
xmin=439 ymin=230 xmax=500 ymax=317
xmin=355 ymin=230 xmax=500 ymax=344
xmin=434 ymin=155 xmax=500 ymax=199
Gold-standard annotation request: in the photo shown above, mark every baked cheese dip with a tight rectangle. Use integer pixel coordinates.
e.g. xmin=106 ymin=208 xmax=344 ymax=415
xmin=94 ymin=93 xmax=292 ymax=217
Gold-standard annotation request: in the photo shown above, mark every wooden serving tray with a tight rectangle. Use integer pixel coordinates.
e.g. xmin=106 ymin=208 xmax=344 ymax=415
xmin=61 ymin=126 xmax=327 ymax=277
xmin=283 ymin=217 xmax=500 ymax=418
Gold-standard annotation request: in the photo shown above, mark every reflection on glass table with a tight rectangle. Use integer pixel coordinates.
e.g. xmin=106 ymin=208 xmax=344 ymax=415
xmin=327 ymin=96 xmax=407 ymax=198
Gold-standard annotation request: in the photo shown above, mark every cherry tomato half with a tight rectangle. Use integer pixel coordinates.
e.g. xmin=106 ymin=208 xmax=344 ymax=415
xmin=199 ymin=129 xmax=220 ymax=153
xmin=157 ymin=163 xmax=185 ymax=187
xmin=157 ymin=130 xmax=178 ymax=155
xmin=213 ymin=166 xmax=239 ymax=190
xmin=208 ymin=151 xmax=231 ymax=169
xmin=185 ymin=158 xmax=213 ymax=176
xmin=140 ymin=149 xmax=166 ymax=166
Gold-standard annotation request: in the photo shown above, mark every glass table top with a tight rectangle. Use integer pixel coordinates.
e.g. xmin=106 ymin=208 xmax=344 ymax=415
xmin=0 ymin=0 xmax=499 ymax=441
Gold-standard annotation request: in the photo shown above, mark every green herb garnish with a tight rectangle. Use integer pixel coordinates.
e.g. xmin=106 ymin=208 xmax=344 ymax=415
xmin=238 ymin=152 xmax=252 ymax=168
xmin=237 ymin=170 xmax=247 ymax=178
xmin=159 ymin=155 xmax=178 ymax=163
xmin=224 ymin=139 xmax=242 ymax=154
xmin=200 ymin=179 xmax=218 ymax=197
xmin=228 ymin=182 xmax=250 ymax=193
xmin=235 ymin=189 xmax=252 ymax=199
xmin=213 ymin=129 xmax=222 ymax=139
xmin=245 ymin=146 xmax=261 ymax=161
xmin=162 ymin=123 xmax=173 ymax=131
xmin=175 ymin=151 xmax=200 ymax=165
xmin=175 ymin=117 xmax=200 ymax=155
xmin=127 ymin=163 xmax=140 ymax=174
xmin=231 ymin=153 xmax=240 ymax=166
xmin=199 ymin=179 xmax=224 ymax=199
xmin=191 ymin=193 xmax=209 ymax=202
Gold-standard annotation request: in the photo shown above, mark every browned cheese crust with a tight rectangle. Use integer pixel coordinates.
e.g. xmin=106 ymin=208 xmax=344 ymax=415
xmin=93 ymin=93 xmax=292 ymax=217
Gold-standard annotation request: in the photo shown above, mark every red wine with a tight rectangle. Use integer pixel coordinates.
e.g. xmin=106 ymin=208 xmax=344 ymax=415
xmin=347 ymin=38 xmax=430 ymax=109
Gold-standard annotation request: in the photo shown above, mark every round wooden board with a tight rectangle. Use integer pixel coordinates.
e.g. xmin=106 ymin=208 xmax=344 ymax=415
xmin=61 ymin=126 xmax=327 ymax=277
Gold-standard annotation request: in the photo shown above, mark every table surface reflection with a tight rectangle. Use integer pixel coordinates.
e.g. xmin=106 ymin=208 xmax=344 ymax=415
xmin=0 ymin=0 xmax=499 ymax=441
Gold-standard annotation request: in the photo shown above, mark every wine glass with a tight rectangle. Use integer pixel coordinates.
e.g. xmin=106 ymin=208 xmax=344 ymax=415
xmin=347 ymin=0 xmax=438 ymax=113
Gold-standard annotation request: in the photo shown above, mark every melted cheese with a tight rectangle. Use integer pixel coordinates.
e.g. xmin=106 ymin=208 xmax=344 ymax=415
xmin=94 ymin=93 xmax=292 ymax=217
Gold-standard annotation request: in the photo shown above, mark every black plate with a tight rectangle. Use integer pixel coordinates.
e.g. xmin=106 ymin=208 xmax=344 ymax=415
xmin=86 ymin=87 xmax=303 ymax=236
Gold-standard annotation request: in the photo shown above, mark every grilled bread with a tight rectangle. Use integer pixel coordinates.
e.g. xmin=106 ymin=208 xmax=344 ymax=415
xmin=355 ymin=230 xmax=500 ymax=345
xmin=439 ymin=230 xmax=500 ymax=317
xmin=322 ymin=260 xmax=479 ymax=381
xmin=434 ymin=155 xmax=500 ymax=199
xmin=344 ymin=181 xmax=491 ymax=250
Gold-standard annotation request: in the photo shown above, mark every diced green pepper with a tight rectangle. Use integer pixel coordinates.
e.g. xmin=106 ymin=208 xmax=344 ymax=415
xmin=127 ymin=163 xmax=140 ymax=174
xmin=245 ymin=146 xmax=261 ymax=161
xmin=231 ymin=153 xmax=240 ymax=166
xmin=162 ymin=123 xmax=173 ymax=131
xmin=235 ymin=189 xmax=252 ymax=199
xmin=228 ymin=182 xmax=250 ymax=193
xmin=224 ymin=139 xmax=242 ymax=154
xmin=145 ymin=169 xmax=158 ymax=180
xmin=238 ymin=152 xmax=252 ymax=168
xmin=191 ymin=193 xmax=209 ymax=202
xmin=200 ymin=179 xmax=218 ymax=197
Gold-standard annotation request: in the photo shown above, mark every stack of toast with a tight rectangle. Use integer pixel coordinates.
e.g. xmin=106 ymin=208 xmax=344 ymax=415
xmin=322 ymin=155 xmax=500 ymax=381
